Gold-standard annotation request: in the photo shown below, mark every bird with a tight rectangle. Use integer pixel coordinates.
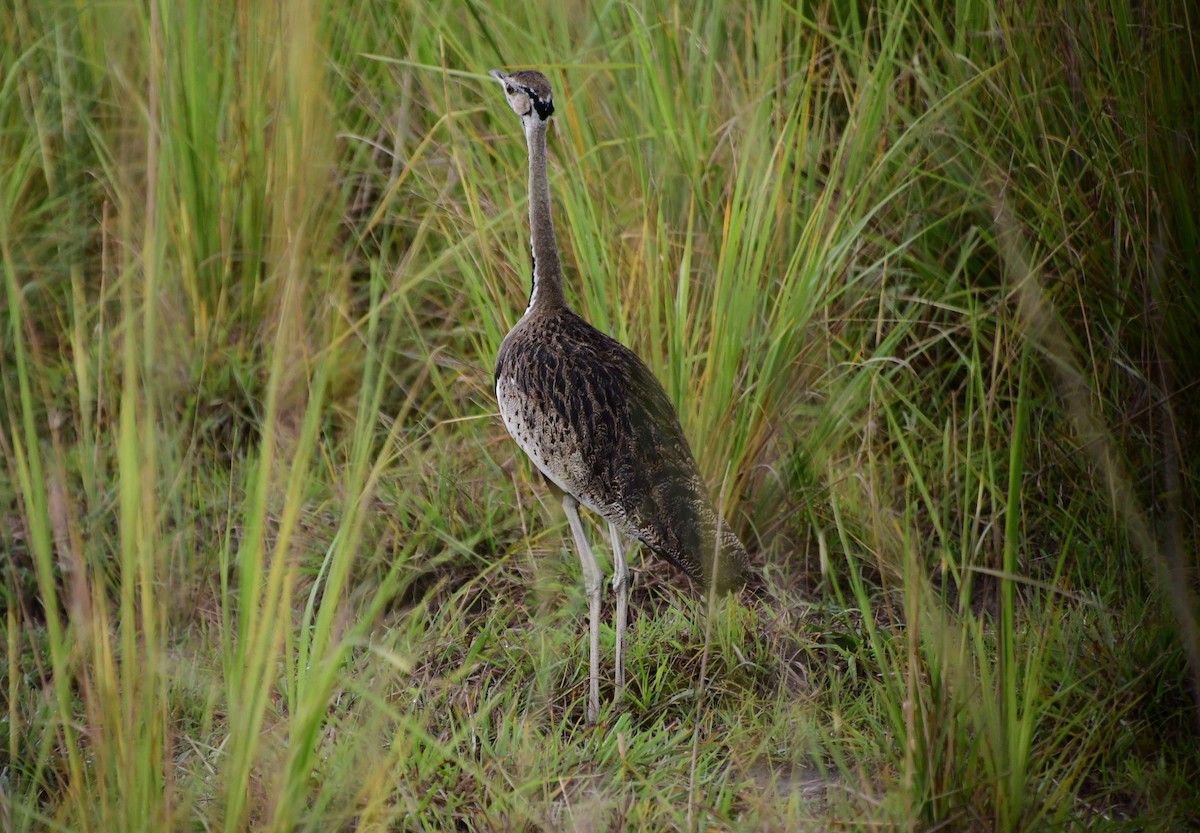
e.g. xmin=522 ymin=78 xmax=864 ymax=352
xmin=488 ymin=68 xmax=756 ymax=724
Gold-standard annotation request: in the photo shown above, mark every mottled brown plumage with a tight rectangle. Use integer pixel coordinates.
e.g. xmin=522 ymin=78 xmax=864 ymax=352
xmin=496 ymin=309 xmax=750 ymax=592
xmin=489 ymin=68 xmax=754 ymax=722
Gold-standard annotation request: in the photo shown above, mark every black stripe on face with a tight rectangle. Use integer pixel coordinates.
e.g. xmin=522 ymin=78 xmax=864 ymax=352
xmin=531 ymin=93 xmax=554 ymax=120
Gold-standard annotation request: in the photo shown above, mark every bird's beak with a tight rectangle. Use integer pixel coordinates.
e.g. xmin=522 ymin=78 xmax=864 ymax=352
xmin=488 ymin=70 xmax=508 ymax=83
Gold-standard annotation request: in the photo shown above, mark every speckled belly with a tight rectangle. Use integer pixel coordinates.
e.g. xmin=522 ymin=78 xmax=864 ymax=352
xmin=496 ymin=374 xmax=604 ymax=516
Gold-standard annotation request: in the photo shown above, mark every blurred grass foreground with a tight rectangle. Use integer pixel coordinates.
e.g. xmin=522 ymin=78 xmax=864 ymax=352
xmin=2 ymin=0 xmax=1198 ymax=830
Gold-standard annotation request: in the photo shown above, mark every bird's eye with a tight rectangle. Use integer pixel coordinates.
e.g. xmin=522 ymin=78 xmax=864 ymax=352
xmin=505 ymin=86 xmax=515 ymax=95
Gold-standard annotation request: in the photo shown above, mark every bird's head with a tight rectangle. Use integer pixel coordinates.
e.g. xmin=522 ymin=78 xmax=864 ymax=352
xmin=489 ymin=69 xmax=555 ymax=125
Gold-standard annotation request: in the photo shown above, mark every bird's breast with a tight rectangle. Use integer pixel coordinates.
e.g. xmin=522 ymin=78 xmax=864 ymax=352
xmin=496 ymin=371 xmax=593 ymax=503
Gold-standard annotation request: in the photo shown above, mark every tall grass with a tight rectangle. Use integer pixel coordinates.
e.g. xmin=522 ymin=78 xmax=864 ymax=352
xmin=2 ymin=0 xmax=1197 ymax=829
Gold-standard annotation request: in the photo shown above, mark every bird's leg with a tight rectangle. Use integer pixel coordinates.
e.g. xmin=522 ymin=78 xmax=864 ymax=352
xmin=608 ymin=522 xmax=628 ymax=704
xmin=563 ymin=495 xmax=601 ymax=724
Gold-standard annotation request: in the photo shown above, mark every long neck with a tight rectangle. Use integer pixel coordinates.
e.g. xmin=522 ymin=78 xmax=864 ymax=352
xmin=523 ymin=118 xmax=565 ymax=312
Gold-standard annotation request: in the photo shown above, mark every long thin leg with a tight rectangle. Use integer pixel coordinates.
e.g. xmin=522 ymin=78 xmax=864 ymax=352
xmin=609 ymin=522 xmax=628 ymax=704
xmin=563 ymin=495 xmax=601 ymax=724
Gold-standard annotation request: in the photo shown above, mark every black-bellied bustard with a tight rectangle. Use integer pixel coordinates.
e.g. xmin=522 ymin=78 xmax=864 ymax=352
xmin=489 ymin=68 xmax=756 ymax=724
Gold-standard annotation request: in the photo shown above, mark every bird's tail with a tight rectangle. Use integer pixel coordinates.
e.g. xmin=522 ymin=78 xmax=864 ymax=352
xmin=704 ymin=519 xmax=758 ymax=595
